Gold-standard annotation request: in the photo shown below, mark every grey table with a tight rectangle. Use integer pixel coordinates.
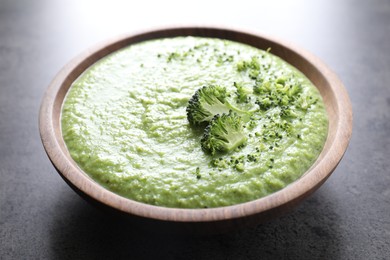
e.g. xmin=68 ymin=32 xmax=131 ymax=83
xmin=1 ymin=0 xmax=389 ymax=259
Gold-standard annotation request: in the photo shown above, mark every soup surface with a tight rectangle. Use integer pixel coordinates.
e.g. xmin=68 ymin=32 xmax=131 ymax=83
xmin=62 ymin=37 xmax=328 ymax=208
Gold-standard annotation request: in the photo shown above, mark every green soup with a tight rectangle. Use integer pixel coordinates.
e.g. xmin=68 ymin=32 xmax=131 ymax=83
xmin=61 ymin=37 xmax=328 ymax=208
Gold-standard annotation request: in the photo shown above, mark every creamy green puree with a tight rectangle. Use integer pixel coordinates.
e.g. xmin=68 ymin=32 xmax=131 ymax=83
xmin=62 ymin=37 xmax=328 ymax=208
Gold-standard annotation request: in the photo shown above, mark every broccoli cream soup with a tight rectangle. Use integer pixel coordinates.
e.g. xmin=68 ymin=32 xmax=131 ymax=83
xmin=61 ymin=37 xmax=328 ymax=208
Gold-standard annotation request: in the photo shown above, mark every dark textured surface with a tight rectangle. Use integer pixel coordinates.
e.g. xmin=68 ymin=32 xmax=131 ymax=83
xmin=0 ymin=0 xmax=389 ymax=259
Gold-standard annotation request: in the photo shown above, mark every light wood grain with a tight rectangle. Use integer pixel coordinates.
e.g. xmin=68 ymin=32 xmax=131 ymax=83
xmin=39 ymin=26 xmax=352 ymax=234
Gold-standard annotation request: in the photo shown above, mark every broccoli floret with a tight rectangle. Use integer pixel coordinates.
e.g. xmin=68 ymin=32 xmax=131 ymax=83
xmin=186 ymin=85 xmax=230 ymax=125
xmin=201 ymin=112 xmax=247 ymax=155
xmin=186 ymin=85 xmax=250 ymax=125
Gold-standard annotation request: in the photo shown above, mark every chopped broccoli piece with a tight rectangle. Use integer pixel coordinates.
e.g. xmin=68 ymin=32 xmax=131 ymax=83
xmin=236 ymin=56 xmax=260 ymax=72
xmin=234 ymin=82 xmax=253 ymax=103
xmin=254 ymin=79 xmax=304 ymax=112
xmin=186 ymin=85 xmax=250 ymax=125
xmin=201 ymin=112 xmax=247 ymax=155
xmin=236 ymin=56 xmax=261 ymax=80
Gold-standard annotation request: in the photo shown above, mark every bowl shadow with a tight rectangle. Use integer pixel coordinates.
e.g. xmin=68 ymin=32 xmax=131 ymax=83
xmin=49 ymin=188 xmax=342 ymax=260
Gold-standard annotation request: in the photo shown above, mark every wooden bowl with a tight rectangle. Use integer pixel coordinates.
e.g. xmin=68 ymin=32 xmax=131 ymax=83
xmin=39 ymin=26 xmax=352 ymax=234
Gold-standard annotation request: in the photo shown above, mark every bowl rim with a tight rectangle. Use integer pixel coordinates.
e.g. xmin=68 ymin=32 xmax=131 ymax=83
xmin=39 ymin=26 xmax=352 ymax=223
